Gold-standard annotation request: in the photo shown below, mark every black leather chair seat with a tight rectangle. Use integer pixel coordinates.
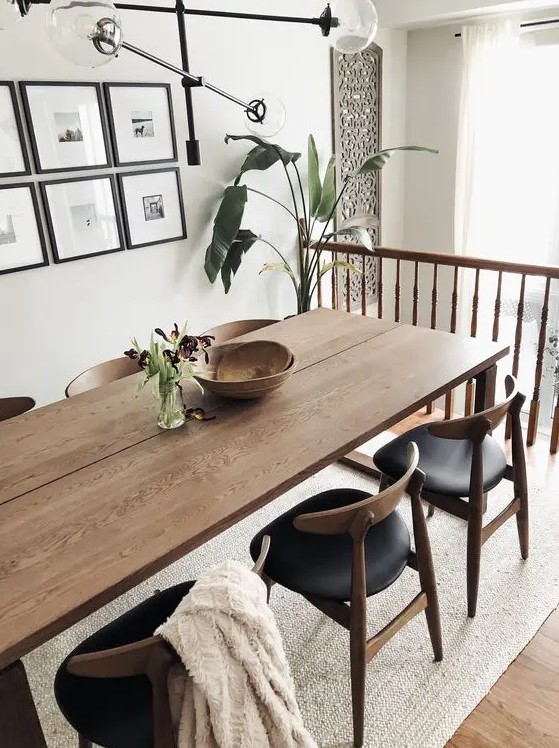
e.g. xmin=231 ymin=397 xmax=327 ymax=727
xmin=250 ymin=488 xmax=410 ymax=602
xmin=374 ymin=424 xmax=507 ymax=497
xmin=55 ymin=580 xmax=195 ymax=748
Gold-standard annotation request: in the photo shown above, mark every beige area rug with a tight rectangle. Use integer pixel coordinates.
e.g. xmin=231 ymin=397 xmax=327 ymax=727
xmin=25 ymin=458 xmax=559 ymax=748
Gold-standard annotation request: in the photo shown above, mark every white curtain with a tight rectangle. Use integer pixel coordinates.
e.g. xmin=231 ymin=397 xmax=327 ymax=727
xmin=455 ymin=21 xmax=521 ymax=262
xmin=454 ymin=21 xmax=559 ymax=418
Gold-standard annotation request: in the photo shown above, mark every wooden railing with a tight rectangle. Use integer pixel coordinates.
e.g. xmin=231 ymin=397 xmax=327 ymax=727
xmin=318 ymin=243 xmax=559 ymax=453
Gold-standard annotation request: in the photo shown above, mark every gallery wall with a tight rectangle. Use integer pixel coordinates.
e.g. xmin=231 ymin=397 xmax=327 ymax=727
xmin=0 ymin=0 xmax=408 ymax=406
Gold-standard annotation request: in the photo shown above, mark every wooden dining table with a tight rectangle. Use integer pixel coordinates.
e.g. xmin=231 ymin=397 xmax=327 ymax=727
xmin=0 ymin=307 xmax=509 ymax=746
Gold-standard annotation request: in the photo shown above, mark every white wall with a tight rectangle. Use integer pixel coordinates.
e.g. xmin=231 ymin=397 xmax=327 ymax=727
xmin=0 ymin=2 xmax=408 ymax=405
xmin=404 ymin=25 xmax=462 ymax=253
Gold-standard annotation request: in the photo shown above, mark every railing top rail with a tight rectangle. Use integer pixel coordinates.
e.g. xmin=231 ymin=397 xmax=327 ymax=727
xmin=322 ymin=242 xmax=559 ymax=280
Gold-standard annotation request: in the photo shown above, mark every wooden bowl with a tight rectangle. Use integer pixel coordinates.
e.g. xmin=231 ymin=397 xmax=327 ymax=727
xmin=194 ymin=342 xmax=296 ymax=400
xmin=216 ymin=340 xmax=291 ymax=382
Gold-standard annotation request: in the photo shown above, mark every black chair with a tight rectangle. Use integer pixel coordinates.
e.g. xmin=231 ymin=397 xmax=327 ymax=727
xmin=374 ymin=375 xmax=528 ymax=618
xmin=55 ymin=538 xmax=270 ymax=748
xmin=250 ymin=443 xmax=442 ymax=748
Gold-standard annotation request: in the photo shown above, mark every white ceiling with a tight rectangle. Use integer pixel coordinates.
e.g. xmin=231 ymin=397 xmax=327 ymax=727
xmin=375 ymin=0 xmax=559 ymax=27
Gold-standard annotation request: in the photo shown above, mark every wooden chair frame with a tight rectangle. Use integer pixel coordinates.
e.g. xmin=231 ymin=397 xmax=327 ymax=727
xmin=65 ymin=357 xmax=140 ymax=398
xmin=383 ymin=375 xmax=528 ymax=619
xmin=0 ymin=397 xmax=35 ymax=422
xmin=65 ymin=537 xmax=271 ymax=748
xmin=272 ymin=443 xmax=442 ymax=748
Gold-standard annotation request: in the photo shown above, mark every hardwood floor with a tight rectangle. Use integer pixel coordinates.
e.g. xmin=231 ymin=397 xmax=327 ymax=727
xmin=387 ymin=409 xmax=559 ymax=748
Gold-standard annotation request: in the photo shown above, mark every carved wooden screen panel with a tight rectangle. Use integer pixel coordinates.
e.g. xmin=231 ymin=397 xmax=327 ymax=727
xmin=331 ymin=42 xmax=382 ymax=308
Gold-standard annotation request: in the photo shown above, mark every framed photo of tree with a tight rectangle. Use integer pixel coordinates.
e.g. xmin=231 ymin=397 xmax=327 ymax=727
xmin=19 ymin=82 xmax=110 ymax=174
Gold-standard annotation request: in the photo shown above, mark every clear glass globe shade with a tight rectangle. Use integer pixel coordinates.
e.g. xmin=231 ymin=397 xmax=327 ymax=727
xmin=47 ymin=0 xmax=123 ymax=68
xmin=330 ymin=0 xmax=378 ymax=54
xmin=244 ymin=92 xmax=286 ymax=139
xmin=0 ymin=0 xmax=22 ymax=32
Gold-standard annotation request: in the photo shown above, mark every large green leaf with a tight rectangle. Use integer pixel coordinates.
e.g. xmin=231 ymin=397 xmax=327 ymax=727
xmin=316 ymin=155 xmax=336 ymax=222
xmin=319 ymin=260 xmax=362 ymax=279
xmin=221 ymin=229 xmax=259 ymax=293
xmin=356 ymin=146 xmax=438 ymax=176
xmin=260 ymin=262 xmax=296 ymax=281
xmin=324 ymin=226 xmax=374 ymax=251
xmin=308 ymin=134 xmax=322 ymax=217
xmin=225 ymin=135 xmax=300 ymax=186
xmin=204 ymin=185 xmax=248 ymax=284
xmin=339 ymin=213 xmax=379 ymax=231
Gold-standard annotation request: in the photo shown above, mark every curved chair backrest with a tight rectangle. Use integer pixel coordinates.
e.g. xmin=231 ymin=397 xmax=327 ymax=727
xmin=295 ymin=443 xmax=421 ymax=538
xmin=65 ymin=357 xmax=140 ymax=398
xmin=428 ymin=375 xmax=522 ymax=442
xmin=202 ymin=319 xmax=279 ymax=347
xmin=0 ymin=396 xmax=35 ymax=422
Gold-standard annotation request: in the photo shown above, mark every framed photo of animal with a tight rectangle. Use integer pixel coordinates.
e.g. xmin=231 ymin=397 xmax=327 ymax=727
xmin=104 ymin=83 xmax=178 ymax=167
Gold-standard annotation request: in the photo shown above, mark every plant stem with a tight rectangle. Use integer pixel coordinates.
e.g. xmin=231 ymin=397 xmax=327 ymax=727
xmin=246 ymin=187 xmax=297 ymax=220
xmin=308 ymin=179 xmax=350 ymax=281
xmin=259 ymin=238 xmax=293 ymax=268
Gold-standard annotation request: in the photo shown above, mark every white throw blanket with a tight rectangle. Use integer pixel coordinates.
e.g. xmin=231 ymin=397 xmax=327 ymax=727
xmin=156 ymin=560 xmax=317 ymax=748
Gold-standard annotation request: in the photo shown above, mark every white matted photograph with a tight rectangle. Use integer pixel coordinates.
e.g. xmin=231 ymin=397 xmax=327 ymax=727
xmin=0 ymin=82 xmax=31 ymax=177
xmin=19 ymin=82 xmax=110 ymax=173
xmin=104 ymin=83 xmax=177 ymax=166
xmin=118 ymin=168 xmax=186 ymax=249
xmin=0 ymin=184 xmax=48 ymax=275
xmin=41 ymin=175 xmax=124 ymax=263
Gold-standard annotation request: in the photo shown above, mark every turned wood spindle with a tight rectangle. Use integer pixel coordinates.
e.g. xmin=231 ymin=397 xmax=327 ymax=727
xmin=361 ymin=255 xmax=367 ymax=316
xmin=317 ymin=261 xmax=323 ymax=308
xmin=346 ymin=252 xmax=351 ymax=313
xmin=377 ymin=257 xmax=383 ymax=320
xmin=445 ymin=267 xmax=460 ymax=420
xmin=394 ymin=259 xmax=401 ymax=323
xmin=426 ymin=264 xmax=439 ymax=415
xmin=493 ymin=271 xmax=503 ymax=342
xmin=506 ymin=274 xmax=526 ymax=439
xmin=464 ymin=269 xmax=482 ymax=417
xmin=332 ymin=252 xmax=338 ymax=310
xmin=527 ymin=277 xmax=551 ymax=446
xmin=412 ymin=261 xmax=419 ymax=326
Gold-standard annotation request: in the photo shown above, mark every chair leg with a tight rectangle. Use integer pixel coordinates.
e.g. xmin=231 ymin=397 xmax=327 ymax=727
xmin=466 ymin=508 xmax=483 ymax=618
xmin=379 ymin=474 xmax=389 ymax=492
xmin=426 ymin=503 xmax=435 ymax=518
xmin=349 ymin=601 xmax=367 ymax=748
xmin=262 ymin=573 xmax=275 ymax=604
xmin=516 ymin=493 xmax=529 ymax=560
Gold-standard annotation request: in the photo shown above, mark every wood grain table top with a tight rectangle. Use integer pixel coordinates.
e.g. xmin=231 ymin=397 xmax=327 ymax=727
xmin=0 ymin=309 xmax=508 ymax=668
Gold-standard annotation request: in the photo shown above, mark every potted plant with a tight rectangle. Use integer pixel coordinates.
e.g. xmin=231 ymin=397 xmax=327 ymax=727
xmin=204 ymin=134 xmax=437 ymax=314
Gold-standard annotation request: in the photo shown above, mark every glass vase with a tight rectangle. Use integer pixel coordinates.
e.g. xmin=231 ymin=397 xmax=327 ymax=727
xmin=157 ymin=384 xmax=186 ymax=430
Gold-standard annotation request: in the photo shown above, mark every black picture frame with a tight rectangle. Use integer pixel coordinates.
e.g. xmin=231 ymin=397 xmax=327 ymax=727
xmin=40 ymin=174 xmax=125 ymax=264
xmin=0 ymin=183 xmax=48 ymax=276
xmin=104 ymin=82 xmax=178 ymax=167
xmin=117 ymin=167 xmax=187 ymax=250
xmin=19 ymin=81 xmax=111 ymax=174
xmin=0 ymin=81 xmax=31 ymax=178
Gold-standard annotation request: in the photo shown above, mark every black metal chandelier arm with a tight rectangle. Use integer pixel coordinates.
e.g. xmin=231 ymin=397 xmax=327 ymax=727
xmin=121 ymin=41 xmax=260 ymax=117
xmin=23 ymin=0 xmax=337 ymax=35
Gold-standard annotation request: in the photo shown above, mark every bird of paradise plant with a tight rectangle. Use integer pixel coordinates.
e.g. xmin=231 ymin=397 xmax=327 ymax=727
xmin=204 ymin=134 xmax=437 ymax=314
